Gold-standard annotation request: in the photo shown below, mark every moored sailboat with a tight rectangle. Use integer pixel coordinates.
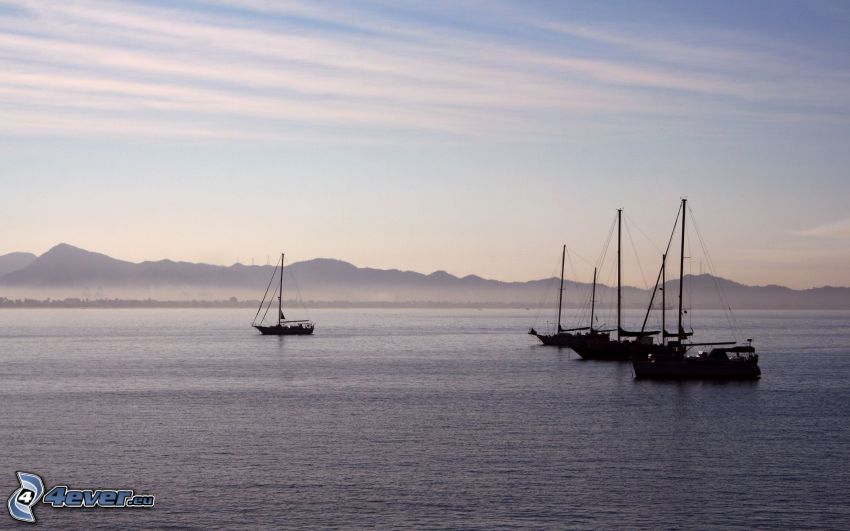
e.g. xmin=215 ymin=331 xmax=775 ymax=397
xmin=632 ymin=199 xmax=760 ymax=379
xmin=571 ymin=208 xmax=674 ymax=361
xmin=529 ymin=245 xmax=593 ymax=347
xmin=252 ymin=253 xmax=315 ymax=336
xmin=633 ymin=343 xmax=760 ymax=379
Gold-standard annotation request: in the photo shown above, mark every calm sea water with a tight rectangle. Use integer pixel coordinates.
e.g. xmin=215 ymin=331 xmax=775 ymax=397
xmin=1 ymin=308 xmax=849 ymax=529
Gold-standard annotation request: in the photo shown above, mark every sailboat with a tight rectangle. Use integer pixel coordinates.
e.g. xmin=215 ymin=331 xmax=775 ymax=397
xmin=252 ymin=253 xmax=315 ymax=336
xmin=632 ymin=199 xmax=760 ymax=379
xmin=570 ymin=208 xmax=675 ymax=361
xmin=529 ymin=245 xmax=594 ymax=347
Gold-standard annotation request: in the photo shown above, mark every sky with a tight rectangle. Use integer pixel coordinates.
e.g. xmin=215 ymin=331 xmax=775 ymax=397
xmin=1 ymin=0 xmax=849 ymax=289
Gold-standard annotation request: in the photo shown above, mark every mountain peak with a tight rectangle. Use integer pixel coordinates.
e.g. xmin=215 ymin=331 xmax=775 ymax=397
xmin=42 ymin=243 xmax=98 ymax=257
xmin=51 ymin=242 xmax=81 ymax=250
xmin=0 ymin=251 xmax=37 ymax=277
xmin=37 ymin=243 xmax=134 ymax=266
xmin=1 ymin=243 xmax=133 ymax=286
xmin=291 ymin=257 xmax=358 ymax=271
xmin=428 ymin=270 xmax=456 ymax=280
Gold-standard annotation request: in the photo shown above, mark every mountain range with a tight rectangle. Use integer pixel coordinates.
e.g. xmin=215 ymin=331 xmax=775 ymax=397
xmin=0 ymin=243 xmax=847 ymax=309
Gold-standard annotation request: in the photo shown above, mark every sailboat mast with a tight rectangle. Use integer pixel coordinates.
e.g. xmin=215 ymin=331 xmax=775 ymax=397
xmin=279 ymin=252 xmax=284 ymax=326
xmin=557 ymin=245 xmax=565 ymax=332
xmin=661 ymin=253 xmax=666 ymax=347
xmin=590 ymin=267 xmax=597 ymax=333
xmin=678 ymin=199 xmax=686 ymax=342
xmin=617 ymin=208 xmax=622 ymax=342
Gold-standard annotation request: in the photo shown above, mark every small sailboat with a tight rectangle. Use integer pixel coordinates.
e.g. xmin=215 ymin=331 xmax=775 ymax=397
xmin=529 ymin=245 xmax=593 ymax=347
xmin=252 ymin=253 xmax=315 ymax=336
xmin=632 ymin=199 xmax=760 ymax=379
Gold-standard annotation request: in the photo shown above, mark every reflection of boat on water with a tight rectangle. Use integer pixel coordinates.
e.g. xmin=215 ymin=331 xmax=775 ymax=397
xmin=632 ymin=199 xmax=760 ymax=380
xmin=252 ymin=252 xmax=315 ymax=336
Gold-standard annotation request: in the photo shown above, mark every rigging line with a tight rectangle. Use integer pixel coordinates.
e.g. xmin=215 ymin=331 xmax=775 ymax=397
xmin=565 ymin=245 xmax=595 ymax=269
xmin=683 ymin=234 xmax=694 ymax=330
xmin=531 ymin=251 xmax=561 ymax=329
xmin=688 ymin=207 xmax=731 ymax=322
xmin=570 ymin=272 xmax=594 ymax=327
xmin=567 ymin=249 xmax=596 ymax=326
xmin=575 ymin=214 xmax=617 ymax=330
xmin=531 ymin=256 xmax=552 ymax=328
xmin=641 ymin=261 xmax=665 ymax=334
xmin=624 ymin=222 xmax=650 ymax=289
xmin=252 ymin=255 xmax=281 ymax=325
xmin=679 ymin=217 xmax=694 ymax=335
xmin=260 ymin=284 xmax=277 ymax=325
xmin=689 ymin=205 xmax=737 ymax=337
xmin=573 ymin=283 xmax=590 ymax=322
xmin=587 ymin=213 xmax=618 ymax=327
xmin=602 ymin=253 xmax=618 ymax=328
xmin=565 ymin=246 xmax=580 ymax=293
xmin=285 ymin=256 xmax=312 ymax=322
xmin=639 ymin=204 xmax=682 ymax=333
xmin=564 ymin=247 xmax=584 ymax=326
xmin=623 ymin=212 xmax=663 ymax=254
xmin=564 ymin=246 xmax=585 ymax=324
xmin=596 ymin=214 xmax=618 ymax=271
xmin=594 ymin=266 xmax=611 ymax=324
xmin=626 ymin=220 xmax=652 ymax=333
xmin=567 ymin=241 xmax=610 ymax=327
xmin=688 ymin=205 xmax=741 ymax=340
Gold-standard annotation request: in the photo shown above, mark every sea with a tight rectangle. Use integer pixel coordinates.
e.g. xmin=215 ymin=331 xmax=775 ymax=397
xmin=1 ymin=308 xmax=848 ymax=529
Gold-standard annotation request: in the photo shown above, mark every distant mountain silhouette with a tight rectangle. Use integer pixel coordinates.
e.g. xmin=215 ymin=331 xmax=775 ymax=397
xmin=3 ymin=244 xmax=134 ymax=285
xmin=0 ymin=252 xmax=36 ymax=277
xmin=671 ymin=273 xmax=850 ymax=310
xmin=0 ymin=243 xmax=847 ymax=308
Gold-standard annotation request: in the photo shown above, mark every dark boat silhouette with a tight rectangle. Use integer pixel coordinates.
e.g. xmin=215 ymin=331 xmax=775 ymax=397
xmin=529 ymin=245 xmax=600 ymax=348
xmin=569 ymin=208 xmax=680 ymax=361
xmin=634 ymin=344 xmax=760 ymax=379
xmin=252 ymin=252 xmax=315 ymax=336
xmin=632 ymin=199 xmax=760 ymax=379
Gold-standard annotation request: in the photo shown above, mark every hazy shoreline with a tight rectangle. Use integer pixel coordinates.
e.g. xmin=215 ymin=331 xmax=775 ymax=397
xmin=1 ymin=298 xmax=849 ymax=311
xmin=3 ymin=244 xmax=849 ymax=310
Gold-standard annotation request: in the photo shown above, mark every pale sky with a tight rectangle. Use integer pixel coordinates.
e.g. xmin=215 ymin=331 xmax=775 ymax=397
xmin=1 ymin=0 xmax=849 ymax=288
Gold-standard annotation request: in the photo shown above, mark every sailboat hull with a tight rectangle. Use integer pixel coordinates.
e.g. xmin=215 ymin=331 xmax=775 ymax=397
xmin=531 ymin=332 xmax=584 ymax=347
xmin=531 ymin=330 xmax=620 ymax=355
xmin=633 ymin=357 xmax=760 ymax=379
xmin=572 ymin=344 xmax=633 ymax=361
xmin=572 ymin=340 xmax=682 ymax=361
xmin=254 ymin=324 xmax=314 ymax=335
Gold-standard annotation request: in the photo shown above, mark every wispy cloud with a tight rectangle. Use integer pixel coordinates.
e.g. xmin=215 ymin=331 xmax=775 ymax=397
xmin=792 ymin=219 xmax=850 ymax=239
xmin=1 ymin=0 xmax=848 ymax=141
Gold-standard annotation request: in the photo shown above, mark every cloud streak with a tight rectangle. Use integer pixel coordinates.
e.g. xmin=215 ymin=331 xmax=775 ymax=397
xmin=1 ymin=0 xmax=848 ymax=141
xmin=792 ymin=219 xmax=850 ymax=239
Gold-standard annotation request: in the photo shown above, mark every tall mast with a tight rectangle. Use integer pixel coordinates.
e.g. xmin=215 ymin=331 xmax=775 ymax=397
xmin=617 ymin=208 xmax=622 ymax=342
xmin=557 ymin=244 xmax=565 ymax=332
xmin=590 ymin=267 xmax=597 ymax=333
xmin=678 ymin=199 xmax=686 ymax=342
xmin=661 ymin=253 xmax=666 ymax=347
xmin=279 ymin=252 xmax=284 ymax=326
